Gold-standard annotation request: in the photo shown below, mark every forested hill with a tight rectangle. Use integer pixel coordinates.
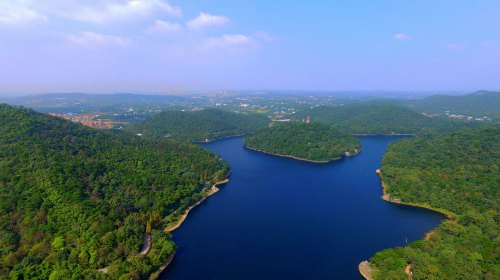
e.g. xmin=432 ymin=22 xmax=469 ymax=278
xmin=0 ymin=104 xmax=228 ymax=279
xmin=129 ymin=108 xmax=269 ymax=142
xmin=244 ymin=122 xmax=361 ymax=162
xmin=370 ymin=125 xmax=499 ymax=279
xmin=405 ymin=91 xmax=500 ymax=120
xmin=296 ymin=103 xmax=478 ymax=136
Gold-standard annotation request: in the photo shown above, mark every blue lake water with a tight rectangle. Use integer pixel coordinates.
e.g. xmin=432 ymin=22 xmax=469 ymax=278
xmin=161 ymin=136 xmax=443 ymax=279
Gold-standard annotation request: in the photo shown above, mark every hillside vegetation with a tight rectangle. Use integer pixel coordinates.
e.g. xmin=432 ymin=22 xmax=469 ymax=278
xmin=0 ymin=104 xmax=228 ymax=279
xmin=370 ymin=125 xmax=499 ymax=279
xmin=245 ymin=122 xmax=360 ymax=162
xmin=296 ymin=103 xmax=478 ymax=136
xmin=405 ymin=91 xmax=500 ymax=120
xmin=129 ymin=108 xmax=269 ymax=142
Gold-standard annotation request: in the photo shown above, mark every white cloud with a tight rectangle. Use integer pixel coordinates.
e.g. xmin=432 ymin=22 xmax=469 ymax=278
xmin=187 ymin=13 xmax=230 ymax=30
xmin=147 ymin=20 xmax=182 ymax=34
xmin=69 ymin=0 xmax=181 ymax=23
xmin=1 ymin=0 xmax=182 ymax=25
xmin=202 ymin=34 xmax=257 ymax=51
xmin=67 ymin=31 xmax=130 ymax=48
xmin=393 ymin=33 xmax=411 ymax=41
xmin=0 ymin=1 xmax=47 ymax=25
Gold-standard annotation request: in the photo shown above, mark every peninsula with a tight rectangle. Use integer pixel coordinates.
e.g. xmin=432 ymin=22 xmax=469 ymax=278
xmin=0 ymin=104 xmax=230 ymax=279
xmin=365 ymin=125 xmax=499 ymax=279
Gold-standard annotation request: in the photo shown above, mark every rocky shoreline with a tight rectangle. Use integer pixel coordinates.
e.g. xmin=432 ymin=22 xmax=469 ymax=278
xmin=244 ymin=145 xmax=346 ymax=163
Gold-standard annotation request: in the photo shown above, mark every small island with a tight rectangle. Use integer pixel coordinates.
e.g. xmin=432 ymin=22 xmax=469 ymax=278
xmin=244 ymin=122 xmax=361 ymax=162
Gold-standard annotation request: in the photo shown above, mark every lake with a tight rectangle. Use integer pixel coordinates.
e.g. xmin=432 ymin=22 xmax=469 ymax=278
xmin=161 ymin=136 xmax=443 ymax=279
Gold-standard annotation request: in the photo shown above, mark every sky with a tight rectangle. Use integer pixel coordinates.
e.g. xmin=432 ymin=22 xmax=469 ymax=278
xmin=0 ymin=0 xmax=499 ymax=95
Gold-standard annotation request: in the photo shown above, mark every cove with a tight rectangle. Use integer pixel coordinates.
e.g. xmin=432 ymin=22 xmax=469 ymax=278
xmin=161 ymin=136 xmax=443 ymax=279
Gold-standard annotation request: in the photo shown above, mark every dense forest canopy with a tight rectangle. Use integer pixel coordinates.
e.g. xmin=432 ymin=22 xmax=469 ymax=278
xmin=0 ymin=104 xmax=229 ymax=279
xmin=244 ymin=122 xmax=361 ymax=162
xmin=370 ymin=125 xmax=499 ymax=279
xmin=128 ymin=108 xmax=269 ymax=142
xmin=296 ymin=103 xmax=480 ymax=136
xmin=404 ymin=91 xmax=500 ymax=120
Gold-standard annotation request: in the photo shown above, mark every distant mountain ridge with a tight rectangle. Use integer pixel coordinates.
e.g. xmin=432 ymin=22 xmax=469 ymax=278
xmin=129 ymin=108 xmax=269 ymax=142
xmin=295 ymin=103 xmax=479 ymax=136
xmin=404 ymin=90 xmax=500 ymax=119
xmin=3 ymin=93 xmax=191 ymax=114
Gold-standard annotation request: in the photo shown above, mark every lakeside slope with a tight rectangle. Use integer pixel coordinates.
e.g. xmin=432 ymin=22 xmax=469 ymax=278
xmin=364 ymin=125 xmax=499 ymax=279
xmin=0 ymin=104 xmax=230 ymax=279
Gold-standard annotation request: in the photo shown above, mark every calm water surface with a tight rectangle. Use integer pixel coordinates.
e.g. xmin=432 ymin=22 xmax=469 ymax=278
xmin=161 ymin=136 xmax=443 ymax=280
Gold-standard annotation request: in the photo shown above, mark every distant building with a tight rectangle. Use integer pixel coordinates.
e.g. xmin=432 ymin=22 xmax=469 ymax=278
xmin=273 ymin=119 xmax=291 ymax=122
xmin=306 ymin=116 xmax=311 ymax=124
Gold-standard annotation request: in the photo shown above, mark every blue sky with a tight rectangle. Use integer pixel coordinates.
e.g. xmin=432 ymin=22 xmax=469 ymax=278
xmin=0 ymin=0 xmax=499 ymax=94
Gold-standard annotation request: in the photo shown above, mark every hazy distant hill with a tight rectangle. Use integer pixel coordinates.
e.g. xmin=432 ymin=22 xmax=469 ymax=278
xmin=405 ymin=90 xmax=500 ymax=120
xmin=370 ymin=124 xmax=499 ymax=279
xmin=130 ymin=108 xmax=269 ymax=142
xmin=296 ymin=103 xmax=478 ymax=136
xmin=0 ymin=104 xmax=228 ymax=278
xmin=4 ymin=93 xmax=191 ymax=114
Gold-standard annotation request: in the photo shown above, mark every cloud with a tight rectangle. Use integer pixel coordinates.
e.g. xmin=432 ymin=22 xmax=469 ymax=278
xmin=0 ymin=1 xmax=47 ymax=25
xmin=1 ymin=0 xmax=182 ymax=25
xmin=393 ymin=33 xmax=411 ymax=41
xmin=67 ymin=31 xmax=130 ymax=49
xmin=43 ymin=0 xmax=181 ymax=24
xmin=447 ymin=43 xmax=467 ymax=51
xmin=187 ymin=13 xmax=230 ymax=30
xmin=72 ymin=0 xmax=181 ymax=23
xmin=147 ymin=20 xmax=182 ymax=34
xmin=202 ymin=34 xmax=257 ymax=51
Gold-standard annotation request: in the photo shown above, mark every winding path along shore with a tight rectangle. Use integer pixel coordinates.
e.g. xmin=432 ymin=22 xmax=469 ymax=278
xmin=148 ymin=179 xmax=230 ymax=279
xmin=97 ymin=179 xmax=229 ymax=275
xmin=359 ymin=169 xmax=453 ymax=280
xmin=244 ymin=145 xmax=344 ymax=164
xmin=164 ymin=179 xmax=229 ymax=233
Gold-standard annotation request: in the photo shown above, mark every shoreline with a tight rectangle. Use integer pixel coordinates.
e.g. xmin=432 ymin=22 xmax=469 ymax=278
xmin=98 ymin=179 xmax=230 ymax=276
xmin=149 ymin=251 xmax=176 ymax=280
xmin=359 ymin=168 xmax=454 ymax=279
xmin=378 ymin=171 xmax=455 ymax=220
xmin=152 ymin=178 xmax=229 ymax=279
xmin=164 ymin=178 xmax=230 ymax=233
xmin=359 ymin=261 xmax=374 ymax=280
xmin=193 ymin=134 xmax=248 ymax=144
xmin=352 ymin=133 xmax=416 ymax=137
xmin=244 ymin=145 xmax=352 ymax=163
